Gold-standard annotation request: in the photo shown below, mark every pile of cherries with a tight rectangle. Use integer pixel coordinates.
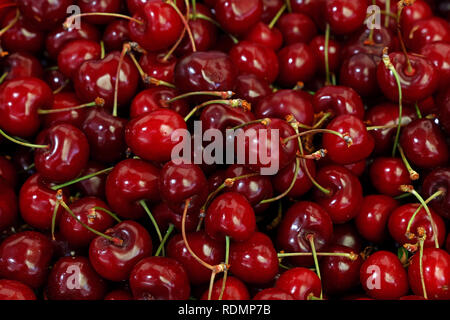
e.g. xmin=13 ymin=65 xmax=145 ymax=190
xmin=0 ymin=0 xmax=449 ymax=301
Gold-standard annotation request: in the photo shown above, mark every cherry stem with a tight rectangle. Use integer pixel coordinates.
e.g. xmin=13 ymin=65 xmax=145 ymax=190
xmin=324 ymin=23 xmax=331 ymax=86
xmin=38 ymin=98 xmax=104 ymax=114
xmin=366 ymin=123 xmax=406 ymax=130
xmin=398 ymin=145 xmax=419 ymax=180
xmin=0 ymin=72 xmax=8 ymax=84
xmin=230 ymin=118 xmax=271 ymax=130
xmin=307 ymin=235 xmax=323 ymax=299
xmin=128 ymin=51 xmax=176 ymax=88
xmin=91 ymin=207 xmax=122 ymax=223
xmin=218 ymin=235 xmax=230 ymax=301
xmin=394 ymin=192 xmax=412 ymax=200
xmin=267 ymin=201 xmax=283 ymax=231
xmin=155 ymin=223 xmax=174 ymax=257
xmin=63 ymin=13 xmax=143 ymax=30
xmin=269 ymin=4 xmax=286 ymax=29
xmin=278 ymin=251 xmax=358 ymax=260
xmin=191 ymin=0 xmax=197 ymax=17
xmin=285 ymin=0 xmax=292 ymax=13
xmin=395 ymin=5 xmax=414 ymax=75
xmin=51 ymin=167 xmax=113 ymax=190
xmin=112 ymin=43 xmax=130 ymax=117
xmin=282 ymin=128 xmax=351 ymax=145
xmin=139 ymin=200 xmax=164 ymax=252
xmin=0 ymin=129 xmax=49 ymax=149
xmin=207 ymin=269 xmax=218 ymax=301
xmin=184 ymin=99 xmax=250 ymax=122
xmin=52 ymin=79 xmax=70 ymax=95
xmin=51 ymin=190 xmax=63 ymax=240
xmin=385 ymin=0 xmax=391 ymax=28
xmin=100 ymin=41 xmax=105 ymax=60
xmin=313 ymin=112 xmax=333 ymax=129
xmin=414 ymin=102 xmax=422 ymax=119
xmin=0 ymin=8 xmax=19 ymax=37
xmin=162 ymin=0 xmax=191 ymax=61
xmin=166 ymin=0 xmax=197 ymax=52
xmin=167 ymin=91 xmax=235 ymax=103
xmin=418 ymin=231 xmax=428 ymax=299
xmin=189 ymin=12 xmax=238 ymax=44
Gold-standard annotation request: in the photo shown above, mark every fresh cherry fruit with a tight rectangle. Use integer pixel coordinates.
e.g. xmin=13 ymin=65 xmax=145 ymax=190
xmin=277 ymin=201 xmax=333 ymax=266
xmin=405 ymin=17 xmax=450 ymax=53
xmin=340 ymin=53 xmax=379 ymax=97
xmin=77 ymin=0 xmax=121 ymax=24
xmin=276 ymin=267 xmax=321 ymax=300
xmin=261 ymin=0 xmax=284 ymax=23
xmin=313 ymin=85 xmax=364 ymax=119
xmin=200 ymin=102 xmax=255 ymax=133
xmin=214 ymin=0 xmax=263 ymax=36
xmin=43 ymin=68 xmax=71 ymax=93
xmin=75 ymin=161 xmax=108 ymax=199
xmin=399 ymin=119 xmax=449 ymax=169
xmin=139 ymin=53 xmax=177 ymax=87
xmin=89 ymin=220 xmax=152 ymax=281
xmin=129 ymin=1 xmax=183 ymax=52
xmin=290 ymin=0 xmax=326 ymax=28
xmin=278 ymin=12 xmax=317 ymax=45
xmin=277 ymin=43 xmax=317 ymax=87
xmin=205 ymin=192 xmax=256 ymax=242
xmin=0 ymin=156 xmax=17 ymax=188
xmin=19 ymin=174 xmax=67 ymax=230
xmin=272 ymin=159 xmax=315 ymax=198
xmin=0 ymin=231 xmax=53 ymax=289
xmin=422 ymin=168 xmax=450 ymax=219
xmin=0 ymin=279 xmax=36 ymax=300
xmin=105 ymin=159 xmax=160 ymax=220
xmin=2 ymin=52 xmax=43 ymax=81
xmin=127 ymin=0 xmax=186 ymax=14
xmin=46 ymin=256 xmax=107 ymax=300
xmin=313 ymin=165 xmax=363 ymax=224
xmin=201 ymin=276 xmax=250 ymax=300
xmin=174 ymin=51 xmax=238 ymax=95
xmin=253 ymin=288 xmax=294 ymax=300
xmin=57 ymin=40 xmax=102 ymax=78
xmin=125 ymin=109 xmax=187 ymax=163
xmin=42 ymin=92 xmax=87 ymax=129
xmin=323 ymin=114 xmax=374 ymax=165
xmin=82 ymin=109 xmax=127 ymax=163
xmin=400 ymin=0 xmax=432 ymax=33
xmin=152 ymin=202 xmax=199 ymax=234
xmin=244 ymin=22 xmax=283 ymax=51
xmin=230 ymin=232 xmax=278 ymax=284
xmin=360 ymin=251 xmax=409 ymax=300
xmin=420 ymin=42 xmax=450 ymax=91
xmin=342 ymin=159 xmax=366 ymax=177
xmin=103 ymin=20 xmax=131 ymax=52
xmin=377 ymin=52 xmax=439 ymax=103
xmin=325 ymin=0 xmax=367 ymax=35
xmin=437 ymin=90 xmax=450 ymax=135
xmin=130 ymin=256 xmax=190 ymax=300
xmin=0 ymin=178 xmax=17 ymax=231
xmin=59 ymin=197 xmax=115 ymax=248
xmin=0 ymin=77 xmax=53 ymax=138
xmin=74 ymin=51 xmax=139 ymax=111
xmin=130 ymin=87 xmax=189 ymax=118
xmin=104 ymin=290 xmax=133 ymax=300
xmin=369 ymin=158 xmax=411 ymax=197
xmin=229 ymin=41 xmax=279 ymax=83
xmin=234 ymin=74 xmax=272 ymax=106
xmin=16 ymin=0 xmax=72 ymax=30
xmin=309 ymin=35 xmax=341 ymax=75
xmin=355 ymin=195 xmax=398 ymax=243
xmin=388 ymin=204 xmax=446 ymax=249
xmin=331 ymin=222 xmax=363 ymax=253
xmin=408 ymin=248 xmax=450 ymax=300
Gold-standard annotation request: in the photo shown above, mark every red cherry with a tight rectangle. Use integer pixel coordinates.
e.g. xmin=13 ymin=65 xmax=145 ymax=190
xmin=325 ymin=0 xmax=367 ymax=35
xmin=340 ymin=53 xmax=380 ymax=97
xmin=400 ymin=0 xmax=432 ymax=33
xmin=127 ymin=0 xmax=186 ymax=15
xmin=331 ymin=223 xmax=363 ymax=252
xmin=0 ymin=178 xmax=17 ymax=231
xmin=152 ymin=202 xmax=199 ymax=234
xmin=200 ymin=102 xmax=255 ymax=132
xmin=201 ymin=276 xmax=250 ymax=300
xmin=43 ymin=68 xmax=70 ymax=93
xmin=261 ymin=0 xmax=284 ymax=24
xmin=139 ymin=53 xmax=177 ymax=87
xmin=214 ymin=0 xmax=263 ymax=36
xmin=0 ymin=156 xmax=17 ymax=188
xmin=74 ymin=161 xmax=108 ymax=199
xmin=309 ymin=35 xmax=341 ymax=76
xmin=244 ymin=22 xmax=283 ymax=51
xmin=233 ymin=74 xmax=272 ymax=106
xmin=253 ymin=287 xmax=294 ymax=300
xmin=0 ymin=279 xmax=36 ymax=300
xmin=437 ymin=90 xmax=450 ymax=135
xmin=276 ymin=267 xmax=321 ymax=300
xmin=290 ymin=0 xmax=326 ymax=28
xmin=420 ymin=42 xmax=450 ymax=91
xmin=102 ymin=20 xmax=131 ymax=52
xmin=104 ymin=290 xmax=133 ymax=300
xmin=277 ymin=43 xmax=317 ymax=87
xmin=313 ymin=85 xmax=364 ymax=119
xmin=78 ymin=0 xmax=121 ymax=24
xmin=370 ymin=158 xmax=411 ymax=197
xmin=405 ymin=17 xmax=450 ymax=53
xmin=422 ymin=168 xmax=450 ymax=219
xmin=272 ymin=159 xmax=315 ymax=198
xmin=57 ymin=40 xmax=101 ymax=79
xmin=2 ymin=52 xmax=43 ymax=81
xmin=41 ymin=92 xmax=88 ymax=129
xmin=130 ymin=87 xmax=189 ymax=118
xmin=278 ymin=12 xmax=317 ymax=45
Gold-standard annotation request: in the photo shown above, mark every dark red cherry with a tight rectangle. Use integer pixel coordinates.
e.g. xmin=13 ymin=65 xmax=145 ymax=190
xmin=16 ymin=0 xmax=71 ymax=30
xmin=125 ymin=109 xmax=187 ymax=163
xmin=276 ymin=267 xmax=321 ymax=300
xmin=2 ymin=52 xmax=43 ymax=81
xmin=233 ymin=74 xmax=272 ymax=106
xmin=230 ymin=232 xmax=278 ymax=284
xmin=355 ymin=195 xmax=398 ymax=243
xmin=313 ymin=165 xmax=363 ymax=224
xmin=309 ymin=35 xmax=341 ymax=76
xmin=342 ymin=159 xmax=366 ymax=177
xmin=331 ymin=223 xmax=363 ymax=252
xmin=405 ymin=17 xmax=450 ymax=53
xmin=244 ymin=22 xmax=283 ymax=51
xmin=399 ymin=119 xmax=449 ymax=169
xmin=277 ymin=201 xmax=333 ymax=266
xmin=102 ymin=20 xmax=131 ymax=52
xmin=261 ymin=0 xmax=284 ymax=23
xmin=400 ymin=0 xmax=432 ymax=33
xmin=420 ymin=42 xmax=450 ymax=91
xmin=340 ymin=53 xmax=379 ymax=97
xmin=290 ymin=0 xmax=326 ymax=27
xmin=130 ymin=87 xmax=189 ymax=118
xmin=167 ymin=231 xmax=225 ymax=285
xmin=104 ymin=290 xmax=133 ymax=300
xmin=77 ymin=0 xmax=121 ymax=24
xmin=82 ymin=109 xmax=127 ymax=163
xmin=130 ymin=256 xmax=190 ymax=300
xmin=0 ymin=156 xmax=17 ymax=188
xmin=19 ymin=174 xmax=67 ymax=230
xmin=57 ymin=40 xmax=101 ymax=78
xmin=388 ymin=203 xmax=446 ymax=249
xmin=129 ymin=1 xmax=183 ymax=52
xmin=278 ymin=13 xmax=317 ymax=45
xmin=89 ymin=220 xmax=152 ymax=281
xmin=360 ymin=251 xmax=409 ymax=300
xmin=34 ymin=123 xmax=90 ymax=183
xmin=127 ymin=0 xmax=186 ymax=14
xmin=272 ymin=159 xmax=315 ymax=198
xmin=313 ymin=85 xmax=364 ymax=119
xmin=214 ymin=0 xmax=263 ymax=36
xmin=0 ymin=77 xmax=53 ymax=138
xmin=105 ymin=159 xmax=160 ymax=220
xmin=47 ymin=256 xmax=107 ymax=300
xmin=201 ymin=277 xmax=251 ymax=300
xmin=205 ymin=192 xmax=256 ymax=242
xmin=277 ymin=43 xmax=317 ymax=87
xmin=74 ymin=161 xmax=108 ymax=199
xmin=370 ymin=158 xmax=411 ymax=197
xmin=200 ymin=102 xmax=255 ymax=132
xmin=323 ymin=115 xmax=374 ymax=165
xmin=0 ymin=231 xmax=53 ymax=288
xmin=41 ymin=92 xmax=87 ymax=129
xmin=326 ymin=0 xmax=367 ymax=34
xmin=43 ymin=68 xmax=70 ymax=93
xmin=152 ymin=202 xmax=199 ymax=234
xmin=408 ymin=248 xmax=450 ymax=300
xmin=437 ymin=90 xmax=450 ymax=135
xmin=0 ymin=279 xmax=36 ymax=300
xmin=0 ymin=178 xmax=17 ymax=231
xmin=139 ymin=53 xmax=177 ymax=87
xmin=253 ymin=288 xmax=294 ymax=300
xmin=422 ymin=168 xmax=450 ymax=220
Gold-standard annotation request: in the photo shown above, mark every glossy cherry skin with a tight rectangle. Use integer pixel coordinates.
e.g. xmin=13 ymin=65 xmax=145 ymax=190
xmin=0 ymin=77 xmax=53 ymax=138
xmin=260 ymin=0 xmax=284 ymax=23
xmin=388 ymin=204 xmax=446 ymax=249
xmin=0 ymin=156 xmax=17 ymax=188
xmin=167 ymin=231 xmax=225 ymax=285
xmin=0 ymin=179 xmax=17 ymax=231
xmin=422 ymin=168 xmax=450 ymax=219
xmin=200 ymin=102 xmax=255 ymax=133
xmin=277 ymin=201 xmax=333 ymax=267
xmin=103 ymin=20 xmax=131 ymax=52
xmin=43 ymin=68 xmax=70 ymax=93
xmin=74 ymin=161 xmax=107 ymax=199
xmin=309 ymin=35 xmax=341 ymax=75
xmin=152 ymin=202 xmax=199 ymax=234
xmin=130 ymin=87 xmax=189 ymax=118
xmin=276 ymin=267 xmax=321 ymax=300
xmin=74 ymin=52 xmax=139 ymax=111
xmin=340 ymin=53 xmax=379 ymax=97
xmin=205 ymin=192 xmax=256 ymax=242
xmin=89 ymin=220 xmax=152 ymax=281
xmin=19 ymin=174 xmax=67 ymax=230
xmin=105 ymin=159 xmax=160 ymax=220
xmin=253 ymin=288 xmax=294 ymax=300
xmin=313 ymin=165 xmax=363 ymax=224
xmin=370 ymin=158 xmax=411 ymax=197
xmin=255 ymin=89 xmax=314 ymax=126
xmin=201 ymin=276 xmax=250 ymax=300
xmin=290 ymin=0 xmax=326 ymax=27
xmin=399 ymin=119 xmax=449 ymax=169
xmin=0 ymin=279 xmax=36 ymax=300
xmin=77 ymin=0 xmax=121 ymax=25
xmin=323 ymin=115 xmax=374 ymax=165
xmin=57 ymin=40 xmax=101 ymax=79
xmin=405 ymin=18 xmax=450 ymax=53
xmin=214 ymin=0 xmax=263 ymax=36
xmin=273 ymin=159 xmax=315 ymax=198
xmin=331 ymin=223 xmax=363 ymax=253
xmin=277 ymin=43 xmax=317 ymax=87
xmin=244 ymin=22 xmax=283 ymax=51
xmin=16 ymin=0 xmax=72 ymax=30
xmin=278 ymin=13 xmax=316 ymax=45
xmin=400 ymin=0 xmax=432 ymax=33
xmin=355 ymin=195 xmax=398 ymax=243
xmin=130 ymin=256 xmax=190 ymax=300
xmin=377 ymin=52 xmax=439 ymax=103
xmin=41 ymin=92 xmax=87 ymax=129
xmin=174 ymin=51 xmax=238 ymax=95
xmin=82 ymin=109 xmax=127 ymax=164
xmin=234 ymin=74 xmax=272 ymax=106
xmin=229 ymin=41 xmax=279 ymax=83
xmin=46 ymin=256 xmax=107 ymax=300
xmin=2 ymin=52 xmax=43 ymax=81
xmin=139 ymin=53 xmax=177 ymax=88
xmin=360 ymin=251 xmax=409 ymax=300
xmin=313 ymin=86 xmax=364 ymax=119
xmin=420 ymin=42 xmax=450 ymax=91
xmin=0 ymin=231 xmax=53 ymax=289
xmin=230 ymin=232 xmax=278 ymax=284
xmin=325 ymin=0 xmax=367 ymax=35
xmin=408 ymin=248 xmax=450 ymax=300
xmin=59 ymin=197 xmax=115 ymax=248
xmin=129 ymin=1 xmax=183 ymax=52
xmin=125 ymin=109 xmax=187 ymax=163
xmin=104 ymin=290 xmax=133 ymax=300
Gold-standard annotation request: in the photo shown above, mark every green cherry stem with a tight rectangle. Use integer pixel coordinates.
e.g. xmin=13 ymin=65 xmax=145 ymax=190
xmin=285 ymin=0 xmax=292 ymax=13
xmin=0 ymin=9 xmax=19 ymax=37
xmin=166 ymin=0 xmax=197 ymax=52
xmin=398 ymin=145 xmax=419 ymax=180
xmin=0 ymin=129 xmax=49 ymax=149
xmin=184 ymin=99 xmax=250 ymax=122
xmin=417 ymin=228 xmax=428 ymax=300
xmin=0 ymin=72 xmax=8 ymax=85
xmin=324 ymin=23 xmax=331 ymax=85
xmin=128 ymin=51 xmax=176 ymax=88
xmin=91 ymin=206 xmax=122 ymax=223
xmin=307 ymin=234 xmax=322 ymax=299
xmin=282 ymin=128 xmax=352 ymax=145
xmin=414 ymin=102 xmax=422 ymax=119
xmin=51 ymin=167 xmax=113 ymax=190
xmin=218 ymin=235 xmax=230 ymax=301
xmin=112 ymin=43 xmax=131 ymax=117
xmin=167 ymin=91 xmax=235 ymax=103
xmin=268 ymin=4 xmax=287 ymax=29
xmin=38 ymin=98 xmax=105 ymax=114
xmin=277 ymin=251 xmax=358 ymax=260
xmin=100 ymin=40 xmax=105 ymax=59
xmin=51 ymin=190 xmax=63 ymax=240
xmin=155 ymin=224 xmax=175 ymax=257
xmin=139 ymin=200 xmax=164 ymax=252
xmin=63 ymin=13 xmax=143 ymax=30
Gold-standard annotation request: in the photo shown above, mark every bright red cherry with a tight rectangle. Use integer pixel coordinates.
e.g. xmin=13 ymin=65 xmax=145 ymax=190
xmin=130 ymin=87 xmax=189 ymax=118
xmin=253 ymin=288 xmax=294 ymax=300
xmin=420 ymin=42 xmax=450 ymax=91
xmin=278 ymin=12 xmax=317 ymax=45
xmin=369 ymin=158 xmax=411 ymax=197
xmin=152 ymin=202 xmax=199 ymax=234
xmin=340 ymin=53 xmax=379 ymax=97
xmin=276 ymin=267 xmax=321 ymax=300
xmin=325 ymin=0 xmax=367 ymax=35
xmin=41 ymin=92 xmax=87 ymax=129
xmin=57 ymin=40 xmax=102 ymax=78
xmin=0 ymin=280 xmax=36 ymax=300
xmin=400 ymin=0 xmax=432 ymax=33
xmin=214 ymin=0 xmax=263 ymax=36
xmin=244 ymin=22 xmax=283 ymax=51
xmin=277 ymin=43 xmax=317 ymax=87
xmin=272 ymin=159 xmax=315 ymax=198
xmin=139 ymin=53 xmax=177 ymax=87
xmin=405 ymin=17 xmax=450 ymax=53
xmin=234 ymin=74 xmax=272 ymax=106
xmin=309 ymin=35 xmax=341 ymax=76
xmin=0 ymin=179 xmax=17 ymax=232
xmin=313 ymin=85 xmax=364 ymax=119
xmin=290 ymin=0 xmax=326 ymax=27
xmin=422 ymin=168 xmax=450 ymax=220
xmin=200 ymin=276 xmax=250 ymax=300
